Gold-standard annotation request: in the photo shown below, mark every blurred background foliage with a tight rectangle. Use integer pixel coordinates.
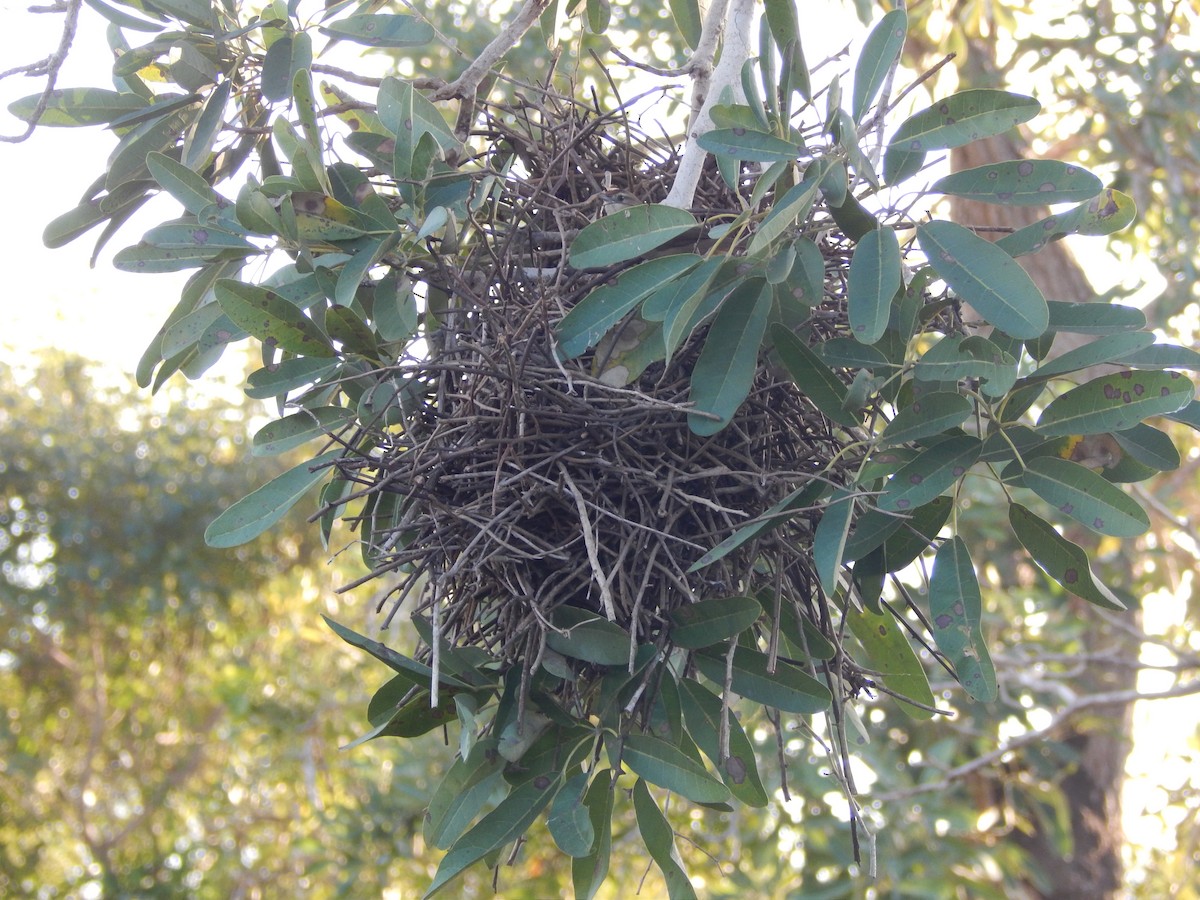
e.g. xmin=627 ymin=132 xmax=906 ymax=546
xmin=2 ymin=0 xmax=1200 ymax=897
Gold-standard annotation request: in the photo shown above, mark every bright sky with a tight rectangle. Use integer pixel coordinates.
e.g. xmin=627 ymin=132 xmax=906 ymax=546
xmin=1 ymin=0 xmax=1196 ymax=880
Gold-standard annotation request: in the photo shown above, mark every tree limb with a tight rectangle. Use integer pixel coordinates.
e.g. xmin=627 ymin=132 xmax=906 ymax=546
xmin=431 ymin=0 xmax=552 ymax=102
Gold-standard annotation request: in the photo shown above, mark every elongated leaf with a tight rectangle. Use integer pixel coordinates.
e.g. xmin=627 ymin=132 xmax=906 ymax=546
xmin=570 ymin=205 xmax=697 ymax=268
xmin=147 ymin=151 xmax=220 ymax=213
xmin=848 ymin=226 xmax=901 ymax=344
xmin=618 ymin=734 xmax=729 ymax=805
xmin=687 ymin=480 xmax=828 ymax=572
xmin=919 ymin=220 xmax=1048 ymax=339
xmin=548 ymin=772 xmax=595 ymax=858
xmin=425 ymin=740 xmax=506 ymax=850
xmin=748 ymin=164 xmax=827 ymax=254
xmin=694 ymin=645 xmax=832 ymax=714
xmin=885 ymin=90 xmax=1039 ymax=184
xmin=1013 ymin=456 xmax=1149 ymax=537
xmin=204 ymin=450 xmax=339 ymax=547
xmin=245 ymin=357 xmax=341 ymax=399
xmin=878 ymin=434 xmax=981 ymax=513
xmin=879 ymin=393 xmax=973 ymax=447
xmin=997 ymin=189 xmax=1137 ymax=257
xmin=852 ymin=9 xmax=906 ymax=122
xmin=1113 ymin=423 xmax=1180 ymax=471
xmin=1045 ymin=301 xmax=1145 ymax=334
xmin=914 ymin=334 xmax=1017 ymax=396
xmin=1009 ymin=504 xmax=1125 ymax=610
xmin=216 ymin=281 xmax=337 ymax=357
xmin=668 ymin=596 xmax=762 ymax=650
xmin=633 ymin=780 xmax=699 ymax=900
xmin=814 ymin=488 xmax=856 ymax=597
xmin=931 ymin=160 xmax=1102 ymax=206
xmin=678 ymin=678 xmax=767 ymax=806
xmin=558 ymin=255 xmax=698 ymax=357
xmin=320 ymin=14 xmax=434 ymax=47
xmin=572 ymin=774 xmax=615 ymax=900
xmin=424 ymin=779 xmax=556 ymax=898
xmin=1116 ymin=343 xmax=1200 ymax=371
xmin=844 ymin=604 xmax=935 ymax=718
xmin=142 ymin=222 xmax=254 ymax=251
xmin=657 ymin=258 xmax=725 ymax=359
xmin=261 ymin=33 xmax=312 ymax=102
xmin=929 ymin=538 xmax=997 ymax=702
xmin=1030 ymin=332 xmax=1154 ymax=380
xmin=251 ymin=406 xmax=355 ymax=456
xmin=770 ymin=324 xmax=859 ymax=427
xmin=8 ymin=87 xmax=147 ymax=126
xmin=113 ymin=242 xmax=225 ymax=272
xmin=697 ymin=127 xmax=802 ymax=162
xmin=545 ymin=607 xmax=630 ymax=666
xmin=1036 ymin=369 xmax=1194 ymax=436
xmin=688 ymin=281 xmax=772 ymax=435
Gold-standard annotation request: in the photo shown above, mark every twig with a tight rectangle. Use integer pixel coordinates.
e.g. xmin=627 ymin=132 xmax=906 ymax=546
xmin=1 ymin=0 xmax=82 ymax=143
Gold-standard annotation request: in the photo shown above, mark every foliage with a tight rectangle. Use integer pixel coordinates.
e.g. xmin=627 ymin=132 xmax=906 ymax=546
xmin=7 ymin=0 xmax=1200 ymax=896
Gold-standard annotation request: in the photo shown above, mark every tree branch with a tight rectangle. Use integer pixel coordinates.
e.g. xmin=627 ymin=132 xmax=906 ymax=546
xmin=431 ymin=0 xmax=552 ymax=102
xmin=1 ymin=0 xmax=82 ymax=143
xmin=663 ymin=0 xmax=754 ymax=209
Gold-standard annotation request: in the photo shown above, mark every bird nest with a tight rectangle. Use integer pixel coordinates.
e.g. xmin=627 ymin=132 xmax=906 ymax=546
xmin=331 ymin=92 xmax=871 ymax=683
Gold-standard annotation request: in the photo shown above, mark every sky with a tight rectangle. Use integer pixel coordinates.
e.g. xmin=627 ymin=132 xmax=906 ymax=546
xmin=1 ymin=0 xmax=1196 ymax=876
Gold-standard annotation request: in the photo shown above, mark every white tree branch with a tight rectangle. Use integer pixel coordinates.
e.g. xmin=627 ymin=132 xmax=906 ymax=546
xmin=431 ymin=0 xmax=552 ymax=102
xmin=663 ymin=0 xmax=755 ymax=209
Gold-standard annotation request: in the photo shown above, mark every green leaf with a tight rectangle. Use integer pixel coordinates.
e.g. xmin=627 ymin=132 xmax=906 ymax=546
xmin=1009 ymin=504 xmax=1125 ymax=610
xmin=1166 ymin=400 xmax=1200 ymax=432
xmin=8 ymin=87 xmax=147 ymax=126
xmin=914 ymin=334 xmax=1017 ymax=396
xmin=1115 ymin=343 xmax=1200 ymax=371
xmin=326 ymin=302 xmax=380 ymax=357
xmin=216 ymin=281 xmax=338 ymax=357
xmin=245 ymin=357 xmax=341 ymax=399
xmin=844 ymin=604 xmax=936 ymax=718
xmin=320 ymin=14 xmax=434 ymax=47
xmin=848 ymin=226 xmax=901 ymax=344
xmin=113 ymin=241 xmax=222 ymax=273
xmin=878 ymin=434 xmax=981 ymax=513
xmin=918 ymin=220 xmax=1049 ymax=339
xmin=545 ymin=607 xmax=630 ymax=666
xmin=668 ymin=0 xmax=701 ymax=47
xmin=44 ymin=193 xmax=150 ymax=248
xmin=885 ymin=90 xmax=1040 ymax=184
xmin=678 ymin=678 xmax=767 ymax=806
xmin=146 ymin=151 xmax=220 ymax=213
xmin=182 ymin=80 xmax=230 ymax=170
xmin=687 ymin=480 xmax=828 ymax=572
xmin=570 ymin=204 xmax=697 ymax=268
xmin=929 ymin=537 xmax=997 ymax=702
xmin=879 ymin=393 xmax=973 ymax=447
xmin=997 ymin=188 xmax=1137 ymax=257
xmin=141 ymin=222 xmax=254 ymax=252
xmin=558 ymin=255 xmax=698 ymax=357
xmin=1030 ymin=332 xmax=1154 ymax=380
xmin=668 ymin=596 xmax=762 ymax=650
xmin=814 ymin=488 xmax=856 ymax=598
xmin=852 ymin=8 xmax=906 ymax=122
xmin=697 ymin=127 xmax=802 ymax=163
xmin=548 ymin=773 xmax=595 ymax=858
xmin=1114 ymin=423 xmax=1180 ymax=471
xmin=618 ymin=734 xmax=730 ymax=805
xmin=632 ymin=780 xmax=699 ymax=900
xmin=261 ymin=33 xmax=312 ymax=102
xmin=688 ymin=281 xmax=772 ymax=435
xmin=572 ymin=774 xmax=615 ymax=900
xmin=424 ymin=779 xmax=556 ymax=898
xmin=204 ymin=450 xmax=339 ymax=547
xmin=425 ymin=740 xmax=506 ymax=850
xmin=931 ymin=160 xmax=1102 ymax=206
xmin=749 ymin=164 xmax=827 ymax=255
xmin=251 ymin=407 xmax=354 ymax=456
xmin=657 ymin=258 xmax=725 ymax=360
xmin=1012 ymin=456 xmax=1150 ymax=537
xmin=1045 ymin=301 xmax=1145 ymax=334
xmin=769 ymin=324 xmax=859 ymax=428
xmin=694 ymin=645 xmax=832 ymax=714
xmin=1036 ymin=370 xmax=1194 ymax=436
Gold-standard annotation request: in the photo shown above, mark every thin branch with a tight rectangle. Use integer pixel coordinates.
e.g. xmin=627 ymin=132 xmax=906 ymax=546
xmin=431 ymin=0 xmax=552 ymax=102
xmin=872 ymin=679 xmax=1200 ymax=802
xmin=1 ymin=0 xmax=82 ymax=143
